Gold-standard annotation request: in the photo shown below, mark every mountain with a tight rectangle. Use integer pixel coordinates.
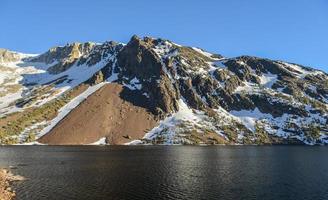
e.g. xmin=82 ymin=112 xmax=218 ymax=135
xmin=0 ymin=36 xmax=327 ymax=145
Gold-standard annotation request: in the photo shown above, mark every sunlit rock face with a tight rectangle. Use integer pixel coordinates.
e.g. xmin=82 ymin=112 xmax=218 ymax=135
xmin=0 ymin=49 xmax=22 ymax=63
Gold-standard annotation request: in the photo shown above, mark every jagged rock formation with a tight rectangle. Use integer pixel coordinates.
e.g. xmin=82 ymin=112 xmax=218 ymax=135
xmin=0 ymin=49 xmax=22 ymax=63
xmin=30 ymin=42 xmax=96 ymax=74
xmin=117 ymin=36 xmax=180 ymax=117
xmin=0 ymin=35 xmax=327 ymax=145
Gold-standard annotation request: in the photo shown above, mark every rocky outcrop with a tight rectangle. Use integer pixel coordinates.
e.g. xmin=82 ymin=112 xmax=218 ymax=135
xmin=31 ymin=42 xmax=95 ymax=64
xmin=0 ymin=169 xmax=25 ymax=200
xmin=78 ymin=41 xmax=123 ymax=67
xmin=117 ymin=36 xmax=180 ymax=117
xmin=31 ymin=42 xmax=95 ymax=74
xmin=0 ymin=49 xmax=21 ymax=63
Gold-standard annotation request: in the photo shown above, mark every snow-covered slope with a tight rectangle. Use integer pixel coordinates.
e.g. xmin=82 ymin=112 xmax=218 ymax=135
xmin=0 ymin=36 xmax=327 ymax=145
xmin=0 ymin=42 xmax=122 ymax=116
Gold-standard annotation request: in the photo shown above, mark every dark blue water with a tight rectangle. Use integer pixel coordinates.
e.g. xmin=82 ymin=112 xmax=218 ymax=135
xmin=0 ymin=146 xmax=327 ymax=200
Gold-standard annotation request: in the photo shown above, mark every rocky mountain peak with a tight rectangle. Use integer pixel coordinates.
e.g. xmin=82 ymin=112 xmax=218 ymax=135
xmin=0 ymin=35 xmax=327 ymax=145
xmin=116 ymin=36 xmax=180 ymax=116
xmin=0 ymin=48 xmax=22 ymax=63
xmin=28 ymin=42 xmax=95 ymax=74
xmin=32 ymin=42 xmax=95 ymax=64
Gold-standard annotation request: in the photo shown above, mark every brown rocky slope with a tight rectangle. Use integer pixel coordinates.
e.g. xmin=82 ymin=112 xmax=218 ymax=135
xmin=38 ymin=83 xmax=157 ymax=144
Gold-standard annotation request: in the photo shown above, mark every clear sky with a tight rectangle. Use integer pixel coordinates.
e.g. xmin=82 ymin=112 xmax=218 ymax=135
xmin=1 ymin=0 xmax=327 ymax=72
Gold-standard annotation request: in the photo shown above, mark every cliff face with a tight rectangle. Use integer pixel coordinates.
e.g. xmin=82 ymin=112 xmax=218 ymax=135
xmin=0 ymin=49 xmax=23 ymax=63
xmin=0 ymin=36 xmax=327 ymax=145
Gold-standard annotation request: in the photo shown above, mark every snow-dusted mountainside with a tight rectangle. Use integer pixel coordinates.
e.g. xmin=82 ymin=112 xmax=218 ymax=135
xmin=0 ymin=36 xmax=327 ymax=145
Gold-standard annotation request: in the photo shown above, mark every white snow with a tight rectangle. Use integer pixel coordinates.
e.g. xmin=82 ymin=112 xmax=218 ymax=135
xmin=279 ymin=61 xmax=324 ymax=78
xmin=152 ymin=41 xmax=180 ymax=88
xmin=171 ymin=42 xmax=182 ymax=47
xmin=230 ymin=108 xmax=273 ymax=132
xmin=192 ymin=47 xmax=213 ymax=58
xmin=213 ymin=60 xmax=227 ymax=68
xmin=207 ymin=60 xmax=227 ymax=79
xmin=143 ymin=99 xmax=201 ymax=144
xmin=0 ymin=90 xmax=23 ymax=114
xmin=234 ymin=82 xmax=257 ymax=93
xmin=142 ymin=92 xmax=150 ymax=98
xmin=17 ymin=121 xmax=48 ymax=143
xmin=230 ymin=105 xmax=327 ymax=145
xmin=0 ymin=47 xmax=117 ymax=116
xmin=237 ymin=60 xmax=247 ymax=66
xmin=308 ymin=85 xmax=317 ymax=93
xmin=3 ymin=47 xmax=122 ymax=143
xmin=0 ymin=73 xmax=10 ymax=85
xmin=276 ymin=87 xmax=285 ymax=93
xmin=260 ymin=72 xmax=278 ymax=88
xmin=143 ymin=99 xmax=229 ymax=144
xmin=174 ymin=99 xmax=200 ymax=121
xmin=15 ymin=141 xmax=46 ymax=145
xmin=106 ymin=59 xmax=119 ymax=82
xmin=88 ymin=137 xmax=107 ymax=145
xmin=123 ymin=77 xmax=142 ymax=90
xmin=124 ymin=140 xmax=143 ymax=145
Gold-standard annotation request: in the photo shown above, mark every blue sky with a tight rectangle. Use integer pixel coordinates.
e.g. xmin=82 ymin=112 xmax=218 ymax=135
xmin=1 ymin=0 xmax=327 ymax=71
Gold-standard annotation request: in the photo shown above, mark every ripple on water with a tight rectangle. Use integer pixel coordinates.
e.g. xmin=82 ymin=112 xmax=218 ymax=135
xmin=0 ymin=146 xmax=327 ymax=200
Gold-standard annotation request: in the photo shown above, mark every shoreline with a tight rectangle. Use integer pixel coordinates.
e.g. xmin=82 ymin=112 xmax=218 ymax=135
xmin=0 ymin=169 xmax=25 ymax=200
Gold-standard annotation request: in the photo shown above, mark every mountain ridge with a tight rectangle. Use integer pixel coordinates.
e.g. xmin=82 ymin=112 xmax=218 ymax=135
xmin=0 ymin=35 xmax=327 ymax=145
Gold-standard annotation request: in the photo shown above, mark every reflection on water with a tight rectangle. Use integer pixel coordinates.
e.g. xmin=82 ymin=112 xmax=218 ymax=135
xmin=0 ymin=146 xmax=328 ymax=200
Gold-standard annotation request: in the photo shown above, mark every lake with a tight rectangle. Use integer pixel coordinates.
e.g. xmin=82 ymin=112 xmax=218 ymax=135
xmin=0 ymin=146 xmax=327 ymax=200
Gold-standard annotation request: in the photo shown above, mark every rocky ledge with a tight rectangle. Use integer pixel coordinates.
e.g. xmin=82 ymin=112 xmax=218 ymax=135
xmin=0 ymin=169 xmax=25 ymax=200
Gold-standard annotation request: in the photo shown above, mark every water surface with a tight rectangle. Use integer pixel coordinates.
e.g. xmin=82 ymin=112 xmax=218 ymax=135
xmin=0 ymin=146 xmax=327 ymax=200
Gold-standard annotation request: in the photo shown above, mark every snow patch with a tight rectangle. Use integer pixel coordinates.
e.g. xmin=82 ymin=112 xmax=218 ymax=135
xmin=88 ymin=137 xmax=107 ymax=145
xmin=234 ymin=82 xmax=257 ymax=93
xmin=260 ymin=72 xmax=278 ymax=88
xmin=124 ymin=140 xmax=143 ymax=145
xmin=192 ymin=47 xmax=213 ymax=58
xmin=230 ymin=108 xmax=273 ymax=132
xmin=124 ymin=77 xmax=142 ymax=90
xmin=0 ymin=52 xmax=116 ymax=117
xmin=143 ymin=99 xmax=201 ymax=144
xmin=308 ymin=85 xmax=317 ymax=93
xmin=17 ymin=121 xmax=48 ymax=143
xmin=279 ymin=62 xmax=324 ymax=78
